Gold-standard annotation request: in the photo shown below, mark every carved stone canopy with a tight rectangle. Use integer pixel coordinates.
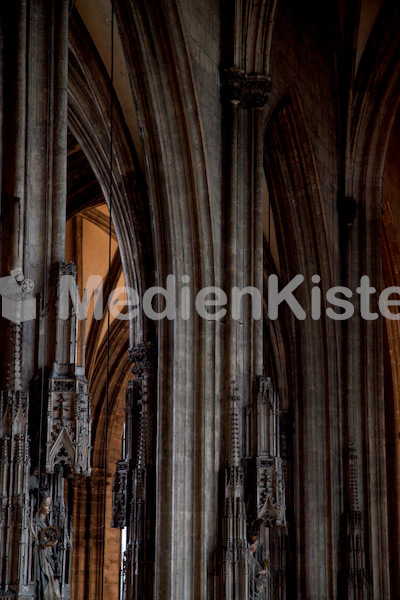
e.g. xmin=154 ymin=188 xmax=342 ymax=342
xmin=128 ymin=343 xmax=157 ymax=377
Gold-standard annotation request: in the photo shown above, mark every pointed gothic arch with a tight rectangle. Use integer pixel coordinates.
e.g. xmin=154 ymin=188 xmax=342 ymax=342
xmin=68 ymin=9 xmax=154 ymax=347
xmin=345 ymin=1 xmax=400 ymax=595
xmin=113 ymin=2 xmax=219 ymax=597
xmin=263 ymin=87 xmax=340 ymax=597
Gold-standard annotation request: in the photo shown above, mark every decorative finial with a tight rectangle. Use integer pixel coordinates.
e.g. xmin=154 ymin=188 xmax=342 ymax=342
xmin=229 ymin=380 xmax=240 ymax=468
xmin=6 ymin=322 xmax=23 ymax=391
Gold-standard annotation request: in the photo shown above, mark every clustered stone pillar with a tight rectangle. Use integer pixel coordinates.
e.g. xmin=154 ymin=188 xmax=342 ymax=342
xmin=70 ymin=468 xmax=113 ymax=600
xmin=1 ymin=0 xmax=70 ymax=385
xmin=337 ymin=198 xmax=372 ymax=597
xmin=0 ymin=2 xmax=91 ymax=599
xmin=111 ymin=342 xmax=157 ymax=600
xmin=220 ymin=40 xmax=284 ymax=598
xmin=70 ymin=475 xmax=88 ymax=598
xmin=340 ymin=184 xmax=389 ymax=594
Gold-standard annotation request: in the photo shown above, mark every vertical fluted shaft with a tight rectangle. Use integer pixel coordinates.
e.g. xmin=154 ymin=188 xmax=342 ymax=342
xmin=0 ymin=4 xmax=71 ymax=599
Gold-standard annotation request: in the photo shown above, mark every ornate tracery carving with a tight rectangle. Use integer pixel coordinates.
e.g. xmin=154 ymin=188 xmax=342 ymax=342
xmin=45 ymin=263 xmax=92 ymax=477
xmin=223 ymin=376 xmax=287 ymax=600
xmin=111 ymin=342 xmax=157 ymax=600
xmin=346 ymin=447 xmax=371 ymax=599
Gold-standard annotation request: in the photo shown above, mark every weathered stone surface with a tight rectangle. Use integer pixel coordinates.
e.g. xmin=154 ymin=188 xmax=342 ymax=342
xmin=1 ymin=0 xmax=400 ymax=598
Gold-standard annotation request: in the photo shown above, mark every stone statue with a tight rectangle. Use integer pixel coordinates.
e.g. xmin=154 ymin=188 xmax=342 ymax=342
xmin=248 ymin=528 xmax=269 ymax=600
xmin=35 ymin=494 xmax=62 ymax=600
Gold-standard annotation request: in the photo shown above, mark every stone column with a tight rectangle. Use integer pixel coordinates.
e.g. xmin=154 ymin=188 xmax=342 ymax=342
xmin=70 ymin=476 xmax=88 ymax=599
xmin=0 ymin=4 xmax=87 ymax=599
xmin=341 ymin=184 xmax=390 ymax=595
xmin=220 ymin=66 xmax=272 ymax=600
xmin=87 ymin=467 xmax=113 ymax=598
xmin=111 ymin=343 xmax=157 ymax=600
xmin=1 ymin=0 xmax=70 ymax=385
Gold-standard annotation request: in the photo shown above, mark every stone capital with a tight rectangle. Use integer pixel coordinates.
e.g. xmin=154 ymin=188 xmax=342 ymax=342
xmin=220 ymin=68 xmax=246 ymax=104
xmin=128 ymin=343 xmax=157 ymax=377
xmin=243 ymin=75 xmax=271 ymax=108
xmin=220 ymin=69 xmax=271 ymax=108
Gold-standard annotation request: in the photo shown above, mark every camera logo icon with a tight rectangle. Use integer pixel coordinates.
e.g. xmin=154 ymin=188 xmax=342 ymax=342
xmin=0 ymin=269 xmax=36 ymax=323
